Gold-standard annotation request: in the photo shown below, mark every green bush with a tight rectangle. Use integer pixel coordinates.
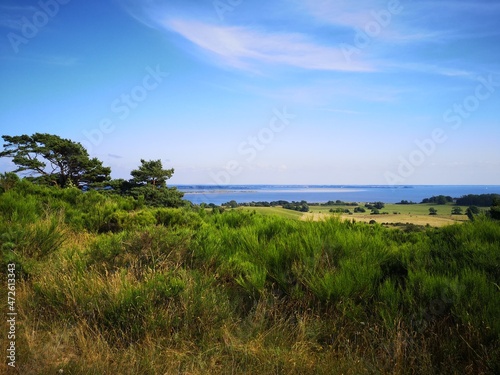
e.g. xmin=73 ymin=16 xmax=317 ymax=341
xmin=0 ymin=190 xmax=41 ymax=224
xmin=155 ymin=208 xmax=204 ymax=229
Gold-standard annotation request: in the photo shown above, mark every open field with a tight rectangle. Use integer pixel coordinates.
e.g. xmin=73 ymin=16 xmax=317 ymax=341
xmin=306 ymin=203 xmax=471 ymax=227
xmin=238 ymin=206 xmax=305 ymax=220
xmin=302 ymin=212 xmax=467 ymax=227
xmin=238 ymin=203 xmax=472 ymax=227
xmin=308 ymin=202 xmax=471 ymax=215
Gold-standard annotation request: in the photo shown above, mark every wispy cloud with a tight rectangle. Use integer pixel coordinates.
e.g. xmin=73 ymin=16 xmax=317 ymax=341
xmin=294 ymin=0 xmax=453 ymax=45
xmin=0 ymin=5 xmax=37 ymax=12
xmin=413 ymin=1 xmax=500 ymax=13
xmin=240 ymin=78 xmax=406 ymax=106
xmin=0 ymin=54 xmax=79 ymax=66
xmin=116 ymin=0 xmax=498 ymax=78
xmin=164 ymin=18 xmax=374 ymax=73
xmin=107 ymin=154 xmax=124 ymax=159
xmin=292 ymin=0 xmax=391 ymax=29
xmin=0 ymin=16 xmax=22 ymax=30
xmin=38 ymin=55 xmax=79 ymax=66
xmin=386 ymin=62 xmax=477 ymax=79
xmin=311 ymin=107 xmax=362 ymax=115
xmin=0 ymin=5 xmax=38 ymax=30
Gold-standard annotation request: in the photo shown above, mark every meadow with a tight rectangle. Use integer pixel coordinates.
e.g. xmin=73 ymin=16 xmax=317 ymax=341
xmin=306 ymin=203 xmax=471 ymax=228
xmin=240 ymin=202 xmax=470 ymax=227
xmin=1 ymin=180 xmax=499 ymax=374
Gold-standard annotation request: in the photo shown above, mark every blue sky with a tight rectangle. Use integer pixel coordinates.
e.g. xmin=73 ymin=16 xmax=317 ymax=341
xmin=0 ymin=0 xmax=499 ymax=184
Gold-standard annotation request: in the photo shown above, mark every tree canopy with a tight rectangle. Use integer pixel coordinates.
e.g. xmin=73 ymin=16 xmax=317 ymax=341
xmin=127 ymin=159 xmax=182 ymax=207
xmin=421 ymin=195 xmax=453 ymax=205
xmin=490 ymin=198 xmax=500 ymax=220
xmin=0 ymin=133 xmax=110 ymax=187
xmin=456 ymin=194 xmax=500 ymax=207
xmin=130 ymin=159 xmax=174 ymax=187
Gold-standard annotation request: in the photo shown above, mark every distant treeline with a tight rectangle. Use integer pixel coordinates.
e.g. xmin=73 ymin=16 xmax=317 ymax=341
xmin=222 ymin=200 xmax=311 ymax=212
xmin=220 ymin=195 xmax=500 ymax=212
xmin=418 ymin=194 xmax=500 ymax=207
xmin=312 ymin=200 xmax=359 ymax=207
xmin=223 ymin=199 xmax=360 ymax=208
xmin=421 ymin=195 xmax=454 ymax=204
xmin=223 ymin=200 xmax=294 ymax=208
xmin=455 ymin=194 xmax=500 ymax=207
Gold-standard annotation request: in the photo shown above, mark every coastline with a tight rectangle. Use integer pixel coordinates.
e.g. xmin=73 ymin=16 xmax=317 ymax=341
xmin=174 ymin=184 xmax=500 ymax=205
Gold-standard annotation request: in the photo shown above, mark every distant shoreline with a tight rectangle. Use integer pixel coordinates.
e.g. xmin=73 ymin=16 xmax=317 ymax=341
xmin=174 ymin=185 xmax=500 ymax=205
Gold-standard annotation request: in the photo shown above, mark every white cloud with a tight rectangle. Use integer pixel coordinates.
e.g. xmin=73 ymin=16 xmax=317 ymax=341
xmin=295 ymin=0 xmax=446 ymax=45
xmin=164 ymin=18 xmax=374 ymax=72
xmin=386 ymin=62 xmax=477 ymax=79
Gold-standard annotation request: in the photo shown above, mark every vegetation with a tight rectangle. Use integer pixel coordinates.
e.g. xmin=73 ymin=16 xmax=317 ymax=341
xmin=491 ymin=198 xmax=500 ymax=220
xmin=282 ymin=200 xmax=309 ymax=212
xmin=456 ymin=194 xmax=500 ymax=207
xmin=0 ymin=134 xmax=184 ymax=208
xmin=421 ymin=195 xmax=453 ymax=205
xmin=329 ymin=207 xmax=351 ymax=214
xmin=1 ymin=180 xmax=499 ymax=374
xmin=466 ymin=205 xmax=481 ymax=221
xmin=316 ymin=200 xmax=358 ymax=207
xmin=396 ymin=200 xmax=417 ymax=205
xmin=222 ymin=200 xmax=310 ymax=212
xmin=0 ymin=133 xmax=111 ymax=187
xmin=130 ymin=159 xmax=174 ymax=187
xmin=365 ymin=202 xmax=385 ymax=210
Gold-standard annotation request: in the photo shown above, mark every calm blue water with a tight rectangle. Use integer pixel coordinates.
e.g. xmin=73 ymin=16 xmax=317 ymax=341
xmin=175 ymin=185 xmax=500 ymax=205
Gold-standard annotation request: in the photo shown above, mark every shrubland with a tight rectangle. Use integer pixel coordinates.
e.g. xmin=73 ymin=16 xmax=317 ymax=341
xmin=1 ymin=180 xmax=499 ymax=374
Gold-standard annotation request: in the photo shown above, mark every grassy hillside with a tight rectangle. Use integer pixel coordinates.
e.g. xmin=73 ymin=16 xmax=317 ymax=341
xmin=239 ymin=206 xmax=305 ymax=220
xmin=1 ymin=181 xmax=499 ymax=374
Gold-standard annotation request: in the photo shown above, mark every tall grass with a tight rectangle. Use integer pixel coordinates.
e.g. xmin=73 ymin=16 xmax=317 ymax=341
xmin=1 ymin=182 xmax=499 ymax=374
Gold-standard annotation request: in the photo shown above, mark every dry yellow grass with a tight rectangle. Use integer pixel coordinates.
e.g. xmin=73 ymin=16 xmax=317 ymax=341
xmin=301 ymin=212 xmax=468 ymax=227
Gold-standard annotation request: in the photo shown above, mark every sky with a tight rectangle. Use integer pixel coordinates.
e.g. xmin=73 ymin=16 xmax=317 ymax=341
xmin=0 ymin=0 xmax=499 ymax=185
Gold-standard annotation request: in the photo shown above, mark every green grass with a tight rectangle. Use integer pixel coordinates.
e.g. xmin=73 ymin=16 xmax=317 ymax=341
xmin=1 ymin=181 xmax=499 ymax=374
xmin=237 ymin=206 xmax=305 ymax=220
xmin=308 ymin=202 xmax=470 ymax=216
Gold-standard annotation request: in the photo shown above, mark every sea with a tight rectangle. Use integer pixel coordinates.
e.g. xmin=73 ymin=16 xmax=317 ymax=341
xmin=175 ymin=185 xmax=500 ymax=205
